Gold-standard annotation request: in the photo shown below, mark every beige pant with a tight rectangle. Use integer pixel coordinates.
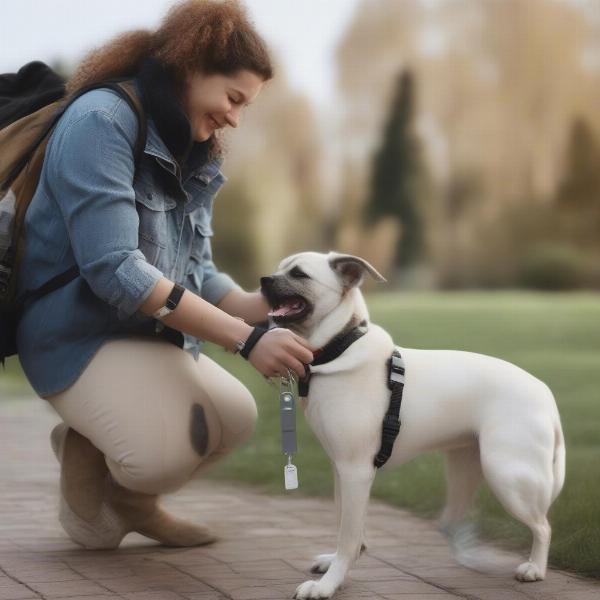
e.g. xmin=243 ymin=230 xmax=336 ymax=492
xmin=46 ymin=337 xmax=257 ymax=495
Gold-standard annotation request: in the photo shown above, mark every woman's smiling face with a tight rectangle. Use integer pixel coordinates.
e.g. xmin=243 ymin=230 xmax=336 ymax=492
xmin=182 ymin=68 xmax=265 ymax=142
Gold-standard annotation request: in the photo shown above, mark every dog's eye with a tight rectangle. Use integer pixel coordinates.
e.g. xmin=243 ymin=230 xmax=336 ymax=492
xmin=290 ymin=266 xmax=309 ymax=279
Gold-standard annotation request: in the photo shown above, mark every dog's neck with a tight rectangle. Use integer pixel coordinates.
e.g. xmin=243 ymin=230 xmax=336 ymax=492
xmin=305 ymin=287 xmax=370 ymax=349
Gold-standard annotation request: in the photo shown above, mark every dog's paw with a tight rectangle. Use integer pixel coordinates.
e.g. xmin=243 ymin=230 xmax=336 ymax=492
xmin=294 ymin=578 xmax=337 ymax=599
xmin=515 ymin=561 xmax=545 ymax=582
xmin=310 ymin=553 xmax=336 ymax=574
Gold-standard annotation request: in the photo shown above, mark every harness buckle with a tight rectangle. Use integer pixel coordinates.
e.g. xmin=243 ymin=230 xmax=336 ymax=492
xmin=387 ymin=350 xmax=405 ymax=389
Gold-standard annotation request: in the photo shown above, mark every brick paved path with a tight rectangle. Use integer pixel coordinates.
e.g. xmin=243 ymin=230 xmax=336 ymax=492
xmin=0 ymin=397 xmax=597 ymax=600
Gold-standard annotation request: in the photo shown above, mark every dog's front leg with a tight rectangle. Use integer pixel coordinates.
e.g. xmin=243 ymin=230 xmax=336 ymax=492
xmin=295 ymin=464 xmax=375 ymax=599
xmin=311 ymin=463 xmax=368 ymax=575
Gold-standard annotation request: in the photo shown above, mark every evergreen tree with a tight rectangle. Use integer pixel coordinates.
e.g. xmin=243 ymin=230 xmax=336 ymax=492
xmin=555 ymin=117 xmax=600 ymax=248
xmin=365 ymin=69 xmax=428 ymax=268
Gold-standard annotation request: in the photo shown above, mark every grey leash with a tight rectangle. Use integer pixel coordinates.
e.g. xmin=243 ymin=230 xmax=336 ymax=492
xmin=279 ymin=369 xmax=299 ymax=490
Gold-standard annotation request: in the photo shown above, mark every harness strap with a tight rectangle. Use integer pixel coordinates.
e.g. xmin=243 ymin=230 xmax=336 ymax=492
xmin=373 ymin=347 xmax=405 ymax=468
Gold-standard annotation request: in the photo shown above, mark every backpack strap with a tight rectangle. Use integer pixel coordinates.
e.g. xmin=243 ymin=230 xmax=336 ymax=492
xmin=5 ymin=80 xmax=147 ymax=191
xmin=14 ymin=81 xmax=148 ymax=310
xmin=104 ymin=80 xmax=147 ymax=169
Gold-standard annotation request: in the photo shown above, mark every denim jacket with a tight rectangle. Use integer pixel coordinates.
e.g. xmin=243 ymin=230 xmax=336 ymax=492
xmin=16 ymin=82 xmax=240 ymax=397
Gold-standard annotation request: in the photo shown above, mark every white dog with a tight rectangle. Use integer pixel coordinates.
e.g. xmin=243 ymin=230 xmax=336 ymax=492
xmin=259 ymin=251 xmax=565 ymax=600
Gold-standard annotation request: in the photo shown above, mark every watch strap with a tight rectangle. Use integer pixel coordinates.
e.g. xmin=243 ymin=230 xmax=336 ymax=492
xmin=153 ymin=283 xmax=185 ymax=319
xmin=239 ymin=326 xmax=269 ymax=360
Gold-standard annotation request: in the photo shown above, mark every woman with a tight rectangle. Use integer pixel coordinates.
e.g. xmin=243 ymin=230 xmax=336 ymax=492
xmin=16 ymin=0 xmax=314 ymax=549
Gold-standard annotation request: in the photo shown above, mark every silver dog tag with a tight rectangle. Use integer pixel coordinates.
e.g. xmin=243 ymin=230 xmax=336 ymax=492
xmin=284 ymin=456 xmax=299 ymax=490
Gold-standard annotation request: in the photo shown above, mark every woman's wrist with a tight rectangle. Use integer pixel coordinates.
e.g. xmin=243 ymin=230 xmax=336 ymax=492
xmin=227 ymin=317 xmax=254 ymax=354
xmin=238 ymin=325 xmax=269 ymax=359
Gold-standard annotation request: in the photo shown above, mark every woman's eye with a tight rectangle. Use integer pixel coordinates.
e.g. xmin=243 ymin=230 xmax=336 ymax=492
xmin=290 ymin=267 xmax=309 ymax=279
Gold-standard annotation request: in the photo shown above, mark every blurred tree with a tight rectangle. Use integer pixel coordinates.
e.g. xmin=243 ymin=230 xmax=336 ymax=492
xmin=334 ymin=0 xmax=428 ymax=278
xmin=219 ymin=61 xmax=325 ymax=277
xmin=334 ymin=0 xmax=600 ymax=288
xmin=210 ymin=176 xmax=260 ymax=289
xmin=555 ymin=116 xmax=600 ymax=249
xmin=365 ymin=69 xmax=428 ymax=268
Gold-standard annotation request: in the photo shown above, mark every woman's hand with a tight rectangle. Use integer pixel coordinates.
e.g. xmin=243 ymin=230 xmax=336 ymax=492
xmin=246 ymin=328 xmax=314 ymax=379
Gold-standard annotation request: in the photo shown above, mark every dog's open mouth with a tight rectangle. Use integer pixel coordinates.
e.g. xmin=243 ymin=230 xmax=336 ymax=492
xmin=267 ymin=295 xmax=311 ymax=323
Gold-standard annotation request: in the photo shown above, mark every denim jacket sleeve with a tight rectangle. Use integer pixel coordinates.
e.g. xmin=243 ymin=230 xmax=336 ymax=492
xmin=44 ymin=94 xmax=163 ymax=320
xmin=198 ymin=236 xmax=241 ymax=306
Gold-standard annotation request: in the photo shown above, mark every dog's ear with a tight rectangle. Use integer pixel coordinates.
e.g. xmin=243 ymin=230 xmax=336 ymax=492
xmin=328 ymin=253 xmax=387 ymax=288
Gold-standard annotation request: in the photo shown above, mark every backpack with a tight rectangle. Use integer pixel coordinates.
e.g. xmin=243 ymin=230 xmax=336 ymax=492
xmin=0 ymin=61 xmax=147 ymax=368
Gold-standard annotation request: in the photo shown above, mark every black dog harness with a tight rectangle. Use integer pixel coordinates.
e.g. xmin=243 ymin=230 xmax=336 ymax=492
xmin=298 ymin=321 xmax=405 ymax=468
xmin=373 ymin=347 xmax=405 ymax=468
xmin=298 ymin=319 xmax=369 ymax=397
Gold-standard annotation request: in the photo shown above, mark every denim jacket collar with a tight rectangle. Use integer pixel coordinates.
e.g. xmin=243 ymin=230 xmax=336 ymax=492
xmin=143 ymin=117 xmax=224 ymax=183
xmin=134 ymin=57 xmax=224 ymax=183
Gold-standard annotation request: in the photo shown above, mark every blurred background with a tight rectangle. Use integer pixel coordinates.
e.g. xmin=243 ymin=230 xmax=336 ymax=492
xmin=3 ymin=0 xmax=600 ymax=290
xmin=1 ymin=0 xmax=599 ymax=577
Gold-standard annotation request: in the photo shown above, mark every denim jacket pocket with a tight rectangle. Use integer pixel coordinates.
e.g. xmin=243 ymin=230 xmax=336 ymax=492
xmin=134 ymin=175 xmax=175 ymax=264
xmin=186 ymin=217 xmax=214 ymax=279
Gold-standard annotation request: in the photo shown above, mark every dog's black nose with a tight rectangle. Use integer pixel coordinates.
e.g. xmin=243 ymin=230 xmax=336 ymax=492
xmin=260 ymin=276 xmax=274 ymax=288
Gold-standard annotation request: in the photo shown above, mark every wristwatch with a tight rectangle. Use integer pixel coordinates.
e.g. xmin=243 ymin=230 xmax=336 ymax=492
xmin=152 ymin=283 xmax=185 ymax=319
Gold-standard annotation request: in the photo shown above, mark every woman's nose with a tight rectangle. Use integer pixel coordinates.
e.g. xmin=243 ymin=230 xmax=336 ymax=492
xmin=224 ymin=111 xmax=239 ymax=128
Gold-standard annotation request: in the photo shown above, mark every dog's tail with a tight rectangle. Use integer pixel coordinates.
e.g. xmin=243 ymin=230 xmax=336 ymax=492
xmin=551 ymin=419 xmax=566 ymax=505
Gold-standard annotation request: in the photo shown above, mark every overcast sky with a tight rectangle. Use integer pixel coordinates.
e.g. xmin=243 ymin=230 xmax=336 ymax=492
xmin=1 ymin=0 xmax=361 ymax=112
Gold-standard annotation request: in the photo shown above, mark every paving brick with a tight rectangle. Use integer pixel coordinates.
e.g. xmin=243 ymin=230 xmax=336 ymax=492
xmin=382 ymin=592 xmax=462 ymax=600
xmin=361 ymin=579 xmax=450 ymax=594
xmin=122 ymin=592 xmax=185 ymax=600
xmin=0 ymin=582 xmax=40 ymax=600
xmin=183 ymin=593 xmax=229 ymax=600
xmin=2 ymin=398 xmax=599 ymax=600
xmin=27 ymin=579 xmax=110 ymax=598
xmin=57 ymin=597 xmax=123 ymax=600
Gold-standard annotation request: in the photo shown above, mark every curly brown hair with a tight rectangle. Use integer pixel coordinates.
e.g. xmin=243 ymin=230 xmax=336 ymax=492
xmin=65 ymin=0 xmax=274 ymax=157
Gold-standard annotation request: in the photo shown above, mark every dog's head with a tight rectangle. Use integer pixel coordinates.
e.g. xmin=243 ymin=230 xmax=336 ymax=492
xmin=260 ymin=251 xmax=386 ymax=341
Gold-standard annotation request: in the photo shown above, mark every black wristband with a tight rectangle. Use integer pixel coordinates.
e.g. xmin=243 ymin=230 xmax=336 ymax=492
xmin=239 ymin=326 xmax=269 ymax=360
xmin=166 ymin=283 xmax=185 ymax=310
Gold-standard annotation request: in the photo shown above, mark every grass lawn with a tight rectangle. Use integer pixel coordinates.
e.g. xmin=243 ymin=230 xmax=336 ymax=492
xmin=2 ymin=291 xmax=599 ymax=576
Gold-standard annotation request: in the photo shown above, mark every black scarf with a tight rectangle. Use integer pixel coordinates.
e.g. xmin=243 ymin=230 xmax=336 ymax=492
xmin=136 ymin=57 xmax=211 ymax=173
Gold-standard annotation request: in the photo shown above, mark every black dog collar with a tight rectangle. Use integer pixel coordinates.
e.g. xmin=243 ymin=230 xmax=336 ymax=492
xmin=298 ymin=319 xmax=368 ymax=396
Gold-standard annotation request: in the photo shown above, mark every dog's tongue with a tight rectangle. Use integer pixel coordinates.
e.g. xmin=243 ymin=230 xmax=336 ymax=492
xmin=268 ymin=300 xmax=304 ymax=317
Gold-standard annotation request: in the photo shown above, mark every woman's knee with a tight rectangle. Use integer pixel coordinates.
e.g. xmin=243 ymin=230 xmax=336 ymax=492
xmin=106 ymin=451 xmax=194 ymax=495
xmin=219 ymin=385 xmax=258 ymax=450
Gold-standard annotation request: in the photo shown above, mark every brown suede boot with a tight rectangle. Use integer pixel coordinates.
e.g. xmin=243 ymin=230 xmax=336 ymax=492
xmin=50 ymin=423 xmax=126 ymax=549
xmin=108 ymin=479 xmax=217 ymax=547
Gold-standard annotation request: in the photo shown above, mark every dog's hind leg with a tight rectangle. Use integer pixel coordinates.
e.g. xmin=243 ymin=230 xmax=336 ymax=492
xmin=439 ymin=444 xmax=489 ymax=569
xmin=295 ymin=463 xmax=375 ymax=600
xmin=480 ymin=427 xmax=554 ymax=582
xmin=310 ymin=462 xmax=368 ymax=575
xmin=440 ymin=443 xmax=482 ymax=530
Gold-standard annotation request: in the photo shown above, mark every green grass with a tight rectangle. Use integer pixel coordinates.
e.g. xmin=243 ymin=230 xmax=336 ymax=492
xmin=3 ymin=292 xmax=599 ymax=576
xmin=0 ymin=355 xmax=35 ymax=398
